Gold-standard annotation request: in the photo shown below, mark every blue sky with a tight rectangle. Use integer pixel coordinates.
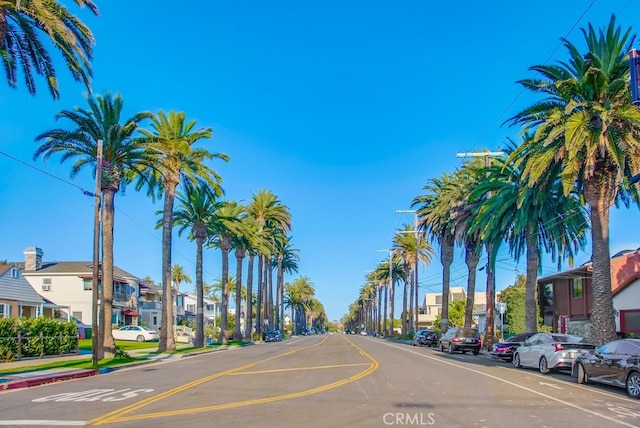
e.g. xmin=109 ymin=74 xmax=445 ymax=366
xmin=2 ymin=1 xmax=640 ymax=322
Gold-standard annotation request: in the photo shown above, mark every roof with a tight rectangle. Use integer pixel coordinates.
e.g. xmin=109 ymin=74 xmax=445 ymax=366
xmin=0 ymin=263 xmax=43 ymax=305
xmin=537 ymin=249 xmax=640 ymax=296
xmin=13 ymin=261 xmax=136 ymax=279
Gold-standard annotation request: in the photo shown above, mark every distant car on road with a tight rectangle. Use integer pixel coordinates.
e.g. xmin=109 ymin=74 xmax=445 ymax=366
xmin=573 ymin=338 xmax=640 ymax=399
xmin=112 ymin=325 xmax=159 ymax=342
xmin=265 ymin=330 xmax=283 ymax=342
xmin=490 ymin=332 xmax=536 ymax=362
xmin=438 ymin=327 xmax=481 ymax=355
xmin=512 ymin=333 xmax=595 ymax=374
xmin=412 ymin=329 xmax=438 ymax=347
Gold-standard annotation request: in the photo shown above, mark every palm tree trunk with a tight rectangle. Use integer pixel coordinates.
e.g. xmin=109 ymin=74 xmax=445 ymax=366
xmin=245 ymin=255 xmax=255 ymax=340
xmin=402 ymin=263 xmax=409 ymax=336
xmin=101 ymin=189 xmax=116 ymax=358
xmin=440 ymin=235 xmax=454 ymax=333
xmin=389 ymin=278 xmax=395 ymax=336
xmin=233 ymin=248 xmax=245 ymax=341
xmin=159 ymin=183 xmax=177 ymax=352
xmin=256 ymin=255 xmax=263 ymax=336
xmin=464 ymin=241 xmax=480 ymax=328
xmin=277 ymin=257 xmax=284 ymax=332
xmin=414 ymin=261 xmax=419 ymax=333
xmin=195 ymin=237 xmax=205 ymax=348
xmin=525 ymin=231 xmax=539 ymax=334
xmin=377 ymin=286 xmax=383 ymax=334
xmin=408 ymin=266 xmax=414 ymax=335
xmin=383 ymin=285 xmax=388 ymax=335
xmin=268 ymin=260 xmax=274 ymax=330
xmin=585 ymin=178 xmax=617 ymax=346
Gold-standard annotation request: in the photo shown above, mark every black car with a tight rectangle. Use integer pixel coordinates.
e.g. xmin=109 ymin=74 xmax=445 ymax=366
xmin=265 ymin=330 xmax=283 ymax=342
xmin=572 ymin=338 xmax=640 ymax=399
xmin=412 ymin=329 xmax=439 ymax=347
xmin=490 ymin=332 xmax=537 ymax=362
xmin=438 ymin=327 xmax=481 ymax=355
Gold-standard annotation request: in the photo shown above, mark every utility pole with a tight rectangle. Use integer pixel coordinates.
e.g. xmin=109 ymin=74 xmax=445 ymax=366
xmin=456 ymin=151 xmax=504 ymax=349
xmin=91 ymin=139 xmax=103 ymax=367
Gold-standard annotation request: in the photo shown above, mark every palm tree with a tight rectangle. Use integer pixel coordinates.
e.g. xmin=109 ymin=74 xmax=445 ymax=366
xmin=284 ymin=276 xmax=315 ymax=335
xmin=173 ymin=183 xmax=219 ymax=347
xmin=34 ymin=91 xmax=149 ymax=358
xmin=393 ymin=223 xmax=434 ymax=335
xmin=229 ymin=203 xmax=249 ymax=341
xmin=208 ymin=201 xmax=243 ymax=344
xmin=469 ymin=139 xmax=589 ymax=333
xmin=171 ymin=264 xmax=191 ymax=313
xmin=137 ymin=110 xmax=228 ymax=352
xmin=413 ymin=173 xmax=457 ymax=334
xmin=506 ymin=16 xmax=640 ymax=345
xmin=247 ymin=190 xmax=291 ymax=335
xmin=0 ymin=0 xmax=98 ymax=98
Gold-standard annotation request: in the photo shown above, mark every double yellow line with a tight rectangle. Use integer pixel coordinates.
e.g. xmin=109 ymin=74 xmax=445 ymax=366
xmin=89 ymin=335 xmax=378 ymax=425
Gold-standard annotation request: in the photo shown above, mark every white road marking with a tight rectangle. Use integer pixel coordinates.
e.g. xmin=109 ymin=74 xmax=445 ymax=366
xmin=0 ymin=421 xmax=85 ymax=426
xmin=539 ymin=381 xmax=563 ymax=390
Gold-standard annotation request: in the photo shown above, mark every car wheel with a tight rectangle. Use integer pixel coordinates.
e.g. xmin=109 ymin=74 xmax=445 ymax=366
xmin=539 ymin=356 xmax=550 ymax=374
xmin=448 ymin=343 xmax=454 ymax=354
xmin=626 ymin=371 xmax=640 ymax=399
xmin=412 ymin=341 xmax=416 ymax=346
xmin=513 ymin=353 xmax=521 ymax=368
xmin=136 ymin=335 xmax=145 ymax=342
xmin=576 ymin=363 xmax=588 ymax=384
xmin=439 ymin=342 xmax=444 ymax=352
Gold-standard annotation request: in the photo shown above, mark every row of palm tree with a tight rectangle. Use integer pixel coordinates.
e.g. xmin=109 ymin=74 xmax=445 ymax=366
xmin=347 ymin=16 xmax=639 ymax=348
xmin=414 ymin=15 xmax=638 ymax=347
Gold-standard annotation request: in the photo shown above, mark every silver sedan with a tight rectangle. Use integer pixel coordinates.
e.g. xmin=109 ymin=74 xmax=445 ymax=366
xmin=512 ymin=333 xmax=595 ymax=374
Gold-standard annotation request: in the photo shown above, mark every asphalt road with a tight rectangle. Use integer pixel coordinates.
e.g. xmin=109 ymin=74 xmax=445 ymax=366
xmin=0 ymin=334 xmax=638 ymax=427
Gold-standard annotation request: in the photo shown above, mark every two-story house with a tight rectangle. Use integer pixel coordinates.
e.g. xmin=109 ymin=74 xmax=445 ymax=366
xmin=16 ymin=247 xmax=140 ymax=327
xmin=0 ymin=262 xmax=44 ymax=318
xmin=419 ymin=287 xmax=487 ymax=328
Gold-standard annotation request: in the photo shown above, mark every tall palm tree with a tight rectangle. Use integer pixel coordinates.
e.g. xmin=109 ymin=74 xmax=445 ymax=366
xmin=247 ymin=190 xmax=291 ymax=335
xmin=470 ymin=139 xmax=589 ymax=333
xmin=173 ymin=183 xmax=219 ymax=347
xmin=34 ymin=91 xmax=149 ymax=358
xmin=0 ymin=0 xmax=98 ymax=98
xmin=506 ymin=16 xmax=640 ymax=345
xmin=284 ymin=276 xmax=315 ymax=335
xmin=137 ymin=110 xmax=228 ymax=352
xmin=229 ymin=203 xmax=250 ymax=341
xmin=208 ymin=201 xmax=242 ymax=344
xmin=413 ymin=173 xmax=457 ymax=334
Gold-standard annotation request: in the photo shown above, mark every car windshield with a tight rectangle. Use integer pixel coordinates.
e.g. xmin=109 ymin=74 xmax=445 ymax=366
xmin=550 ymin=334 xmax=584 ymax=343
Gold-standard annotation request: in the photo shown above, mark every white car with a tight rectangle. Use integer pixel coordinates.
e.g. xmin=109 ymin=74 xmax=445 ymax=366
xmin=512 ymin=333 xmax=595 ymax=374
xmin=112 ymin=325 xmax=159 ymax=342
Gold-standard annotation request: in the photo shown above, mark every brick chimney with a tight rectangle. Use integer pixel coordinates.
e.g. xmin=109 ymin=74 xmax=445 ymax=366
xmin=24 ymin=247 xmax=43 ymax=271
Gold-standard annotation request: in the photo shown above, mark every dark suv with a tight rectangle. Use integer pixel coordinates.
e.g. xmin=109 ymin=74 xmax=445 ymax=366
xmin=412 ymin=329 xmax=439 ymax=347
xmin=438 ymin=327 xmax=481 ymax=355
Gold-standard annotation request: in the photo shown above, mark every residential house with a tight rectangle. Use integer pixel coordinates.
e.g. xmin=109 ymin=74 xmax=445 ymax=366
xmin=537 ymin=248 xmax=640 ymax=338
xmin=16 ymin=247 xmax=140 ymax=327
xmin=182 ymin=292 xmax=220 ymax=326
xmin=0 ymin=262 xmax=44 ymax=318
xmin=419 ymin=286 xmax=487 ymax=327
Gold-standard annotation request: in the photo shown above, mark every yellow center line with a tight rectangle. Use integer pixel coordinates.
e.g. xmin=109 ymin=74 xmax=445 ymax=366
xmin=228 ymin=362 xmax=371 ymax=375
xmin=88 ymin=335 xmax=377 ymax=425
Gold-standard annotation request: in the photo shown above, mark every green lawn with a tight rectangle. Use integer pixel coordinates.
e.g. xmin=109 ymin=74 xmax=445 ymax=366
xmin=79 ymin=339 xmax=160 ymax=352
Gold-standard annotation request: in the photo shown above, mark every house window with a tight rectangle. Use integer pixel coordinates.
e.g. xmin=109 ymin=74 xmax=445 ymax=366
xmin=0 ymin=304 xmax=10 ymax=318
xmin=73 ymin=311 xmax=83 ymax=322
xmin=83 ymin=279 xmax=93 ymax=291
xmin=572 ymin=278 xmax=583 ymax=298
xmin=42 ymin=278 xmax=52 ymax=291
xmin=435 ymin=296 xmax=442 ymax=305
xmin=187 ymin=304 xmax=196 ymax=313
xmin=153 ymin=316 xmax=158 ymax=325
xmin=10 ymin=268 xmax=18 ymax=278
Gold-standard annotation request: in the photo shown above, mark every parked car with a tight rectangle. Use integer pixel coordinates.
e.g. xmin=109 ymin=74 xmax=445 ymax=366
xmin=572 ymin=338 xmax=640 ymax=399
xmin=438 ymin=327 xmax=481 ymax=355
xmin=265 ymin=330 xmax=283 ymax=342
xmin=112 ymin=325 xmax=159 ymax=342
xmin=512 ymin=333 xmax=595 ymax=374
xmin=412 ymin=329 xmax=439 ymax=347
xmin=490 ymin=332 xmax=537 ymax=362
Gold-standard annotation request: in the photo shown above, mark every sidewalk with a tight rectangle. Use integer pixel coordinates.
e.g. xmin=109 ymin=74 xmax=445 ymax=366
xmin=0 ymin=344 xmax=206 ymax=391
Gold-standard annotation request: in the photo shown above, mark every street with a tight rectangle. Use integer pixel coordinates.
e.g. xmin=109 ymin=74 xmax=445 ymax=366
xmin=0 ymin=334 xmax=638 ymax=427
